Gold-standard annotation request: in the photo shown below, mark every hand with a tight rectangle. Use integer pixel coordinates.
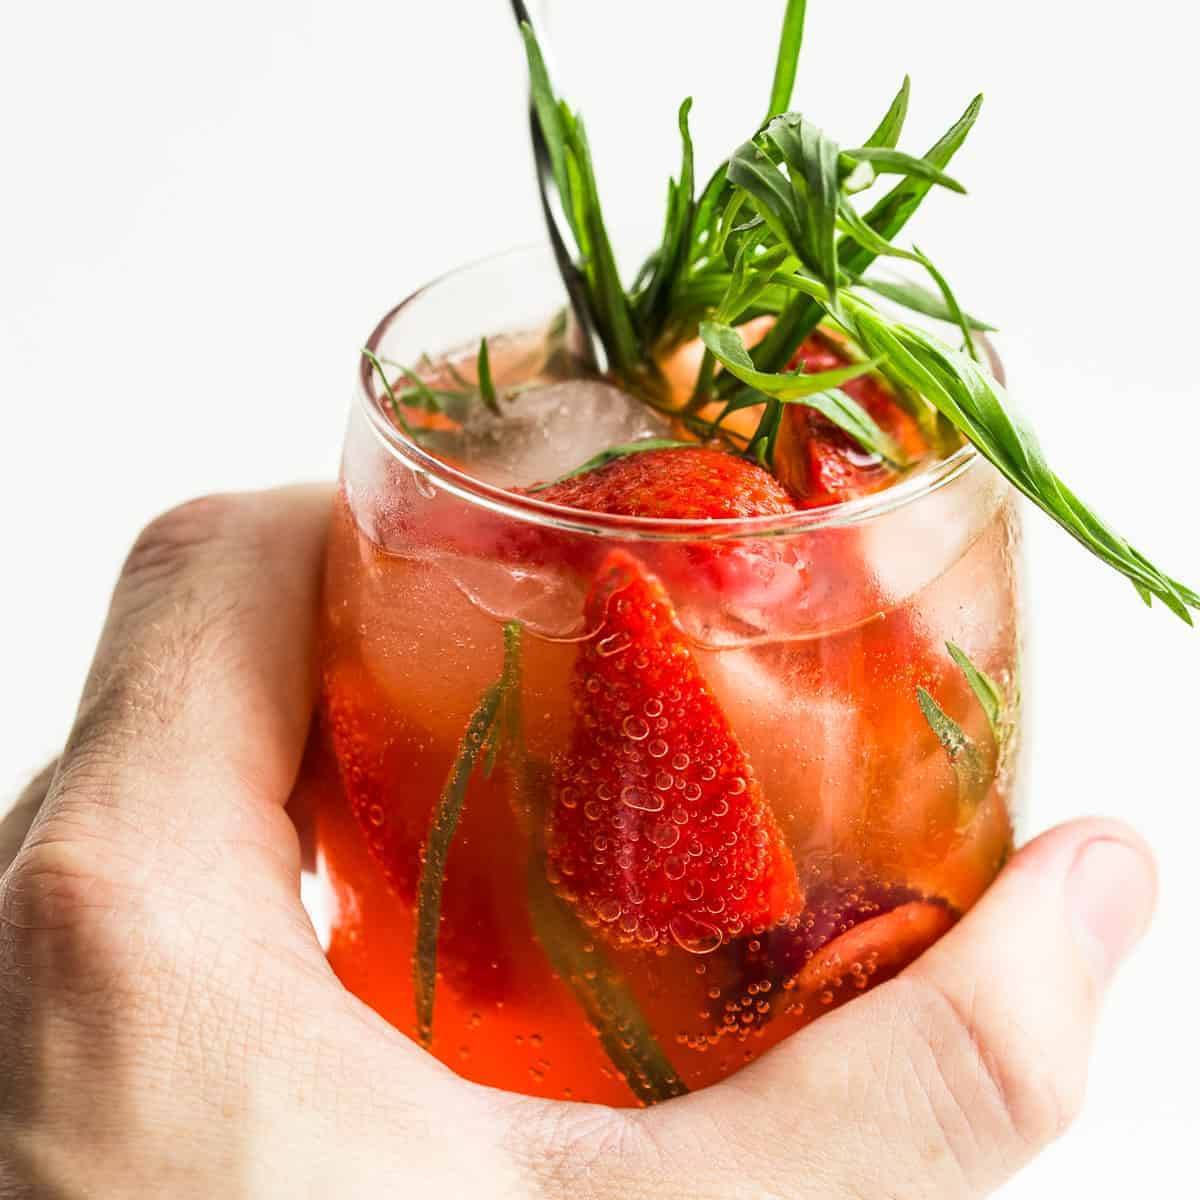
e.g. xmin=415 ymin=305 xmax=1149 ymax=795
xmin=0 ymin=487 xmax=1156 ymax=1199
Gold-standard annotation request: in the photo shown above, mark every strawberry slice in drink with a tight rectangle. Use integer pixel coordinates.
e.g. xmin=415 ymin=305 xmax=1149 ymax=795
xmin=547 ymin=549 xmax=803 ymax=952
xmin=774 ymin=331 xmax=933 ymax=509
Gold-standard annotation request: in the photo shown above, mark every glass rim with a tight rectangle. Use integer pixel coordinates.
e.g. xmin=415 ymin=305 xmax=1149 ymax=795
xmin=357 ymin=244 xmax=986 ymax=543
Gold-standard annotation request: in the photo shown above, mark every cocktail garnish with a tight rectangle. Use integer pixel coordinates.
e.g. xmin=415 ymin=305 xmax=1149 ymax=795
xmin=509 ymin=1 xmax=1196 ymax=622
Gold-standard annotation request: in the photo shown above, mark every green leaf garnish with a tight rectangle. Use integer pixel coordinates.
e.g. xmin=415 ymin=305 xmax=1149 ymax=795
xmin=917 ymin=686 xmax=991 ymax=816
xmin=865 ymin=77 xmax=911 ymax=150
xmin=765 ymin=0 xmax=809 ymax=121
xmin=855 ymin=275 xmax=995 ymax=331
xmin=840 ymin=146 xmax=967 ymax=194
xmin=842 ymin=301 xmax=1197 ymax=622
xmin=476 ymin=337 xmax=499 ymax=416
xmin=526 ymin=848 xmax=688 ymax=1105
xmin=413 ymin=622 xmax=522 ymax=1044
xmin=529 ymin=438 xmax=695 ymax=492
xmin=698 ymin=321 xmax=900 ymax=462
xmin=946 ymin=642 xmax=1008 ymax=746
xmin=491 ymin=627 xmax=688 ymax=1104
xmin=509 ymin=7 xmax=1195 ymax=624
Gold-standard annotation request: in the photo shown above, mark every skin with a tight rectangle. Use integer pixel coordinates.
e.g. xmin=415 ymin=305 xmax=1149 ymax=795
xmin=0 ymin=485 xmax=1157 ymax=1199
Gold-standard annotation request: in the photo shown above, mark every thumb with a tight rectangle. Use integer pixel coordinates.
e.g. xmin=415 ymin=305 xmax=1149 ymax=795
xmin=641 ymin=818 xmax=1157 ymax=1200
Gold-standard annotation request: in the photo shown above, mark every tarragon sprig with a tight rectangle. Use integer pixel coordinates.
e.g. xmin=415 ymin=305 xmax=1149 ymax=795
xmin=505 ymin=1 xmax=1197 ymax=623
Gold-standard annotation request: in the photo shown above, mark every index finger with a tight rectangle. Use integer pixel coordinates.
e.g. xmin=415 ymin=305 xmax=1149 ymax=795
xmin=24 ymin=485 xmax=332 ymax=889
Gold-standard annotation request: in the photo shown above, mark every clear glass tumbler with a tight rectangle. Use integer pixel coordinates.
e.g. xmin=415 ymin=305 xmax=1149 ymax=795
xmin=306 ymin=246 xmax=1024 ymax=1106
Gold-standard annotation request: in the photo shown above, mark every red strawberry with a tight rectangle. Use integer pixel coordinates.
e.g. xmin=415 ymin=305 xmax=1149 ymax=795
xmin=530 ymin=445 xmax=800 ymax=521
xmin=775 ymin=332 xmax=931 ymax=508
xmin=546 ymin=549 xmax=803 ymax=953
xmin=531 ymin=446 xmax=819 ymax=616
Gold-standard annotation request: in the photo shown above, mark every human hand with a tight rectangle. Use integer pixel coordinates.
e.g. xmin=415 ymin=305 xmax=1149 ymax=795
xmin=0 ymin=487 xmax=1156 ymax=1198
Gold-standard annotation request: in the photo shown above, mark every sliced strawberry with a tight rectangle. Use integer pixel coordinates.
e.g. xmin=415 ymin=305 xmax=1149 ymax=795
xmin=775 ymin=332 xmax=931 ymax=508
xmin=529 ymin=445 xmax=800 ymax=521
xmin=547 ymin=549 xmax=803 ymax=952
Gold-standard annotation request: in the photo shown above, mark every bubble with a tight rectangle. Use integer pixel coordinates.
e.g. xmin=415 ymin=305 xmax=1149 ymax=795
xmin=684 ymin=782 xmax=702 ymax=802
xmin=367 ymin=803 xmax=385 ymax=827
xmin=711 ymin=797 xmax=729 ymax=817
xmin=700 ymin=765 xmax=717 ymax=782
xmin=621 ymin=785 xmax=664 ymax=812
xmin=597 ymin=898 xmax=622 ymax=922
xmin=619 ymin=912 xmax=639 ymax=934
xmin=644 ymin=699 xmax=664 ymax=718
xmin=670 ymin=913 xmax=724 ymax=954
xmin=622 ymin=715 xmax=650 ymax=741
xmin=671 ymin=806 xmax=689 ymax=825
xmin=583 ymin=800 xmax=603 ymax=821
xmin=560 ymin=788 xmax=578 ymax=810
xmin=728 ymin=777 xmax=747 ymax=795
xmin=654 ymin=772 xmax=673 ymax=791
xmin=664 ymin=855 xmax=687 ymax=880
xmin=706 ymin=896 xmax=726 ymax=915
xmin=684 ymin=878 xmax=705 ymax=901
xmin=636 ymin=920 xmax=658 ymax=943
xmin=597 ymin=633 xmax=630 ymax=657
xmin=648 ymin=739 xmax=669 ymax=759
xmin=648 ymin=822 xmax=680 ymax=850
xmin=671 ymin=753 xmax=690 ymax=771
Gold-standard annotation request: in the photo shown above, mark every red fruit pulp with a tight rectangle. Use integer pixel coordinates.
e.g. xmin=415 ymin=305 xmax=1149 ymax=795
xmin=547 ymin=550 xmax=803 ymax=952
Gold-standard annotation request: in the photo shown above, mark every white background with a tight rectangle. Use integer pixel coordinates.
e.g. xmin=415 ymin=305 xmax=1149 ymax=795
xmin=2 ymin=1 xmax=1197 ymax=1192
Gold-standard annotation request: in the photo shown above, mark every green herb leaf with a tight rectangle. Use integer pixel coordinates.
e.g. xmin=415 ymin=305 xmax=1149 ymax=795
xmin=529 ymin=438 xmax=695 ymax=491
xmin=865 ymin=76 xmax=911 ymax=150
xmin=476 ymin=337 xmax=499 ymax=416
xmin=362 ymin=348 xmax=417 ymax=439
xmin=766 ymin=0 xmax=809 ymax=121
xmin=846 ymin=300 xmax=1197 ymax=622
xmin=412 ymin=678 xmax=505 ymax=1045
xmin=855 ymin=275 xmax=996 ymax=331
xmin=946 ymin=642 xmax=1007 ymax=746
xmin=762 ymin=114 xmax=843 ymax=306
xmin=527 ymin=849 xmax=688 ymax=1105
xmin=491 ymin=629 xmax=688 ymax=1106
xmin=699 ymin=321 xmax=900 ymax=461
xmin=917 ymin=686 xmax=991 ymax=818
xmin=839 ymin=94 xmax=983 ymax=279
xmin=636 ymin=99 xmax=697 ymax=340
xmin=412 ymin=623 xmax=528 ymax=1044
xmin=841 ymin=146 xmax=967 ymax=194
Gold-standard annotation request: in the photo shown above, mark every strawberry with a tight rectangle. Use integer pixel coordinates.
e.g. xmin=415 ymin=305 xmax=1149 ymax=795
xmin=546 ymin=549 xmax=803 ymax=953
xmin=774 ymin=332 xmax=931 ymax=508
xmin=529 ymin=445 xmax=800 ymax=521
xmin=531 ymin=446 xmax=820 ymax=616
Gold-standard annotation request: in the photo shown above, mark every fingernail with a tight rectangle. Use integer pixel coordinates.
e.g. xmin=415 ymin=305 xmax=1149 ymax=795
xmin=1066 ymin=838 xmax=1156 ymax=984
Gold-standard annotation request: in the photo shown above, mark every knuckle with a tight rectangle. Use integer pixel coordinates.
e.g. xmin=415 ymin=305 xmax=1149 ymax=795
xmin=122 ymin=493 xmax=240 ymax=589
xmin=894 ymin=974 xmax=1085 ymax=1165
xmin=0 ymin=838 xmax=136 ymax=998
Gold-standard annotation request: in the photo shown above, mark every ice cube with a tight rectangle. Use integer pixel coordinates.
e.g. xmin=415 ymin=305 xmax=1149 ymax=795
xmin=460 ymin=380 xmax=670 ymax=488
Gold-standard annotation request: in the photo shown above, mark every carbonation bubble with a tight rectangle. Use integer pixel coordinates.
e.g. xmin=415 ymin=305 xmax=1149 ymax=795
xmin=712 ymin=797 xmax=730 ymax=817
xmin=728 ymin=777 xmax=747 ymax=795
xmin=621 ymin=786 xmax=664 ymax=812
xmin=648 ymin=739 xmax=669 ymax=759
xmin=583 ymin=800 xmax=603 ymax=820
xmin=367 ymin=804 xmax=385 ymax=827
xmin=654 ymin=772 xmax=673 ymax=791
xmin=671 ymin=753 xmax=690 ymax=771
xmin=684 ymin=878 xmax=705 ymax=901
xmin=644 ymin=699 xmax=664 ymax=718
xmin=669 ymin=913 xmax=724 ymax=955
xmin=597 ymin=633 xmax=631 ymax=657
xmin=648 ymin=822 xmax=680 ymax=849
xmin=597 ymin=898 xmax=622 ymax=922
xmin=663 ymin=855 xmax=686 ymax=880
xmin=622 ymin=715 xmax=650 ymax=741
